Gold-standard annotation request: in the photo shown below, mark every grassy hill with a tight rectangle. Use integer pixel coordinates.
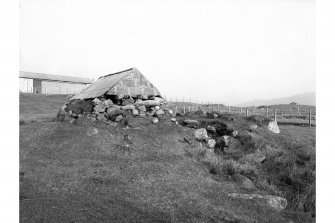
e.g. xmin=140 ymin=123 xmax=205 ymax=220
xmin=20 ymin=94 xmax=315 ymax=222
xmin=20 ymin=93 xmax=68 ymax=123
xmin=236 ymin=92 xmax=316 ymax=107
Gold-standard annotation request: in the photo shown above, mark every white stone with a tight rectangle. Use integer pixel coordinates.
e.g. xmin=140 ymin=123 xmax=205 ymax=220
xmin=194 ymin=128 xmax=208 ymax=141
xmin=250 ymin=124 xmax=258 ymax=129
xmin=206 ymin=139 xmax=216 ymax=148
xmin=228 ymin=193 xmax=287 ymax=211
xmin=268 ymin=121 xmax=280 ymax=134
xmin=155 ymin=109 xmax=165 ymax=115
xmin=152 ymin=117 xmax=159 ymax=123
xmin=132 ymin=109 xmax=139 ymax=116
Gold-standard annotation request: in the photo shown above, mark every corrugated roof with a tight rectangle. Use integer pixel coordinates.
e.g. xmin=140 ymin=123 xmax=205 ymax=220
xmin=71 ymin=68 xmax=161 ymax=100
xmin=19 ymin=71 xmax=93 ymax=84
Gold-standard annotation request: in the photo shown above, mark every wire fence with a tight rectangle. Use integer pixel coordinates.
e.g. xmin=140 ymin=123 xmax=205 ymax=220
xmin=163 ymin=96 xmax=316 ymax=127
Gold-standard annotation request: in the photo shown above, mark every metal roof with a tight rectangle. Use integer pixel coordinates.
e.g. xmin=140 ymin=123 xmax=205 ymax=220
xmin=19 ymin=71 xmax=93 ymax=84
xmin=71 ymin=68 xmax=161 ymax=100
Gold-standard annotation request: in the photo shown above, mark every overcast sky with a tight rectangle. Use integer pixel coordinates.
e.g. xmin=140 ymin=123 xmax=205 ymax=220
xmin=20 ymin=0 xmax=315 ymax=104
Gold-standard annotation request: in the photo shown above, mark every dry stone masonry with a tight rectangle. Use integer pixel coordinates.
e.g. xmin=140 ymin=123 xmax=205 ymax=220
xmin=58 ymin=94 xmax=174 ymax=125
xmin=57 ymin=68 xmax=175 ymax=125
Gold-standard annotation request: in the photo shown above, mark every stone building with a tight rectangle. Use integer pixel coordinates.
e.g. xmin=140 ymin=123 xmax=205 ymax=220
xmin=71 ymin=68 xmax=161 ymax=100
xmin=19 ymin=71 xmax=93 ymax=94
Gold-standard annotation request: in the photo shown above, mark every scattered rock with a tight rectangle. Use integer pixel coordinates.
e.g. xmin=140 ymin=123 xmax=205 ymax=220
xmin=87 ymin=128 xmax=98 ymax=136
xmin=206 ymin=139 xmax=216 ymax=148
xmin=250 ymin=124 xmax=258 ymax=129
xmin=132 ymin=109 xmax=139 ymax=116
xmin=183 ymin=119 xmax=200 ymax=128
xmin=213 ymin=113 xmax=219 ymax=118
xmin=154 ymin=106 xmax=160 ymax=110
xmin=69 ymin=118 xmax=76 ymax=124
xmin=194 ymin=128 xmax=208 ymax=141
xmin=232 ymin=174 xmax=256 ymax=190
xmin=228 ymin=193 xmax=287 ymax=211
xmin=171 ymin=118 xmax=176 ymax=122
xmin=268 ymin=121 xmax=280 ymax=134
xmin=232 ymin=130 xmax=238 ymax=137
xmin=156 ymin=109 xmax=165 ymax=115
xmin=206 ymin=125 xmax=216 ymax=133
xmin=115 ymin=115 xmax=123 ymax=122
xmin=152 ymin=117 xmax=159 ymax=123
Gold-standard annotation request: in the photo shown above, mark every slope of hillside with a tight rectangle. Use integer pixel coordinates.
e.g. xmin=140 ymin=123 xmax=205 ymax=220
xmin=20 ymin=94 xmax=315 ymax=222
xmin=20 ymin=93 xmax=68 ymax=122
xmin=236 ymin=92 xmax=316 ymax=107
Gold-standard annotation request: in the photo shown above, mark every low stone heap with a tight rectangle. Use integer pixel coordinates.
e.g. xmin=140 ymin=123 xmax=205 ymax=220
xmin=57 ymin=94 xmax=175 ymax=125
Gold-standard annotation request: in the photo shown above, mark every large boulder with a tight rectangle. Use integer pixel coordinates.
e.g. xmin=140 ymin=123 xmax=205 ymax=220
xmin=228 ymin=193 xmax=287 ymax=211
xmin=121 ymin=104 xmax=136 ymax=111
xmin=134 ymin=97 xmax=165 ymax=107
xmin=194 ymin=128 xmax=208 ymax=141
xmin=268 ymin=121 xmax=280 ymax=134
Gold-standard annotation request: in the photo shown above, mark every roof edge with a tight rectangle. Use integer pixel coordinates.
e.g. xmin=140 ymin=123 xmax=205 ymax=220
xmin=98 ymin=67 xmax=138 ymax=79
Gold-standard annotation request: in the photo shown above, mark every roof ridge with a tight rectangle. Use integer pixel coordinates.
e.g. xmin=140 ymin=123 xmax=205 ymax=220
xmin=99 ymin=67 xmax=137 ymax=79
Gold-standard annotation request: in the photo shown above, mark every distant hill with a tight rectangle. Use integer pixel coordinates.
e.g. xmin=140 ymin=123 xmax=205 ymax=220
xmin=236 ymin=92 xmax=315 ymax=107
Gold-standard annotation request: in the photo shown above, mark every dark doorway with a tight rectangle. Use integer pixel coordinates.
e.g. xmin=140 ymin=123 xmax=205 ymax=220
xmin=33 ymin=79 xmax=42 ymax=93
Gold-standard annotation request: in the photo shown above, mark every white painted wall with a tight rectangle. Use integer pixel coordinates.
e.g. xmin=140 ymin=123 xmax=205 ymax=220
xmin=19 ymin=78 xmax=33 ymax=93
xmin=19 ymin=77 xmax=89 ymax=94
xmin=41 ymin=80 xmax=88 ymax=94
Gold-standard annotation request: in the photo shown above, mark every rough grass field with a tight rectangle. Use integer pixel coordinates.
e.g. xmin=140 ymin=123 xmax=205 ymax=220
xmin=20 ymin=94 xmax=315 ymax=222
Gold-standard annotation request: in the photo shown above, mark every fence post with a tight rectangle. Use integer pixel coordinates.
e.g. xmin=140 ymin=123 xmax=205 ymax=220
xmin=246 ymin=108 xmax=249 ymax=117
xmin=228 ymin=106 xmax=231 ymax=113
xmin=266 ymin=107 xmax=269 ymax=117
xmin=298 ymin=106 xmax=300 ymax=116
xmin=274 ymin=108 xmax=277 ymax=122
xmin=189 ymin=106 xmax=191 ymax=112
xmin=183 ymin=106 xmax=185 ymax=114
xmin=175 ymin=105 xmax=178 ymax=114
xmin=281 ymin=107 xmax=284 ymax=119
xmin=309 ymin=109 xmax=312 ymax=127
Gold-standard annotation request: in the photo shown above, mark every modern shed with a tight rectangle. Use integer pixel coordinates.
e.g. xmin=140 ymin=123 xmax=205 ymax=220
xmin=19 ymin=71 xmax=93 ymax=94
